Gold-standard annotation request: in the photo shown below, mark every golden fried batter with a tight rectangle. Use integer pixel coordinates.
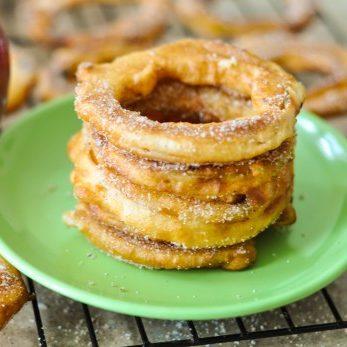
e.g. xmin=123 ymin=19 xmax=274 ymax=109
xmin=174 ymin=0 xmax=315 ymax=38
xmin=236 ymin=31 xmax=347 ymax=117
xmin=35 ymin=42 xmax=146 ymax=101
xmin=69 ymin=130 xmax=294 ymax=248
xmin=20 ymin=0 xmax=169 ymax=47
xmin=76 ymin=39 xmax=304 ymax=164
xmin=7 ymin=45 xmax=36 ymax=113
xmin=0 ymin=257 xmax=29 ymax=329
xmin=66 ymin=205 xmax=257 ymax=270
xmin=86 ymin=127 xmax=294 ymax=203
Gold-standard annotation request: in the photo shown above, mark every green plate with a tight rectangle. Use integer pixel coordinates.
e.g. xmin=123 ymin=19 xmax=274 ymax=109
xmin=0 ymin=96 xmax=346 ymax=320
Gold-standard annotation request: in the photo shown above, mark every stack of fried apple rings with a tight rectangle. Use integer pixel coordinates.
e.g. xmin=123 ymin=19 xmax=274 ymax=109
xmin=65 ymin=39 xmax=305 ymax=270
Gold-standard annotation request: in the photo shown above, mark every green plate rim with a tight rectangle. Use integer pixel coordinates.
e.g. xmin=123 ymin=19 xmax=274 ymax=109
xmin=0 ymin=95 xmax=346 ymax=320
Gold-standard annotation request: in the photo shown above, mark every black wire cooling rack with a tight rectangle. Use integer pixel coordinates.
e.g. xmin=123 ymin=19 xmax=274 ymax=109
xmin=26 ymin=277 xmax=347 ymax=347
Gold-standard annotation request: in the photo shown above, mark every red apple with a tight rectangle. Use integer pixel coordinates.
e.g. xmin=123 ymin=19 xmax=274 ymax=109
xmin=0 ymin=24 xmax=9 ymax=116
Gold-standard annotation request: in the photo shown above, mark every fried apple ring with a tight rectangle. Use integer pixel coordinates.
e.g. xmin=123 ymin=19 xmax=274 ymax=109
xmin=236 ymin=32 xmax=347 ymax=76
xmin=304 ymin=78 xmax=347 ymax=117
xmin=0 ymin=257 xmax=29 ymax=329
xmin=84 ymin=128 xmax=294 ymax=203
xmin=20 ymin=0 xmax=169 ymax=47
xmin=72 ymin=132 xmax=293 ymax=223
xmin=69 ymin=133 xmax=293 ymax=248
xmin=35 ymin=42 xmax=146 ymax=101
xmin=6 ymin=45 xmax=36 ymax=113
xmin=76 ymin=39 xmax=304 ymax=164
xmin=66 ymin=205 xmax=256 ymax=270
xmin=174 ymin=0 xmax=315 ymax=39
xmin=236 ymin=31 xmax=347 ymax=117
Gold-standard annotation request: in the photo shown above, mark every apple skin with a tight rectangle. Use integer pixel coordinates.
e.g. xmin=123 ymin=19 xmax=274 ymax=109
xmin=0 ymin=25 xmax=9 ymax=116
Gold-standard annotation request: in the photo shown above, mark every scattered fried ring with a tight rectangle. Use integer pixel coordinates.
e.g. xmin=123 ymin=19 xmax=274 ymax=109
xmin=69 ymin=132 xmax=293 ymax=248
xmin=31 ymin=0 xmax=168 ymax=101
xmin=76 ymin=39 xmax=304 ymax=164
xmin=0 ymin=257 xmax=29 ymax=329
xmin=236 ymin=32 xmax=347 ymax=75
xmin=304 ymin=77 xmax=347 ymax=117
xmin=6 ymin=45 xmax=36 ymax=113
xmin=285 ymin=0 xmax=316 ymax=31
xmin=20 ymin=0 xmax=169 ymax=47
xmin=66 ymin=205 xmax=257 ymax=270
xmin=35 ymin=41 xmax=146 ymax=101
xmin=236 ymin=31 xmax=347 ymax=117
xmin=174 ymin=0 xmax=315 ymax=39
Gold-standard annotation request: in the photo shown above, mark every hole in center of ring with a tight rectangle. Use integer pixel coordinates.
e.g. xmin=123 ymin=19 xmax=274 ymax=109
xmin=125 ymin=79 xmax=252 ymax=124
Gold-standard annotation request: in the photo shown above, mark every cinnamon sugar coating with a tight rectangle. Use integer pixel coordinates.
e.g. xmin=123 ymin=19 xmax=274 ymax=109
xmin=67 ymin=205 xmax=257 ymax=271
xmin=68 ymin=132 xmax=293 ymax=248
xmin=76 ymin=39 xmax=304 ymax=164
xmin=0 ymin=257 xmax=29 ymax=329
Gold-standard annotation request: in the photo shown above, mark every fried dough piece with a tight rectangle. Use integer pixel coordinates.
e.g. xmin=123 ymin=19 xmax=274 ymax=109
xmin=7 ymin=45 xmax=36 ymax=113
xmin=69 ymin=131 xmax=294 ymax=248
xmin=32 ymin=0 xmax=169 ymax=101
xmin=35 ymin=42 xmax=146 ymax=101
xmin=86 ymin=127 xmax=294 ymax=203
xmin=75 ymin=39 xmax=304 ymax=164
xmin=174 ymin=0 xmax=315 ymax=38
xmin=236 ymin=32 xmax=347 ymax=75
xmin=275 ymin=203 xmax=296 ymax=226
xmin=20 ymin=0 xmax=169 ymax=47
xmin=24 ymin=0 xmax=169 ymax=101
xmin=305 ymin=78 xmax=347 ymax=117
xmin=0 ymin=257 xmax=29 ymax=329
xmin=236 ymin=31 xmax=347 ymax=117
xmin=66 ymin=205 xmax=257 ymax=270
